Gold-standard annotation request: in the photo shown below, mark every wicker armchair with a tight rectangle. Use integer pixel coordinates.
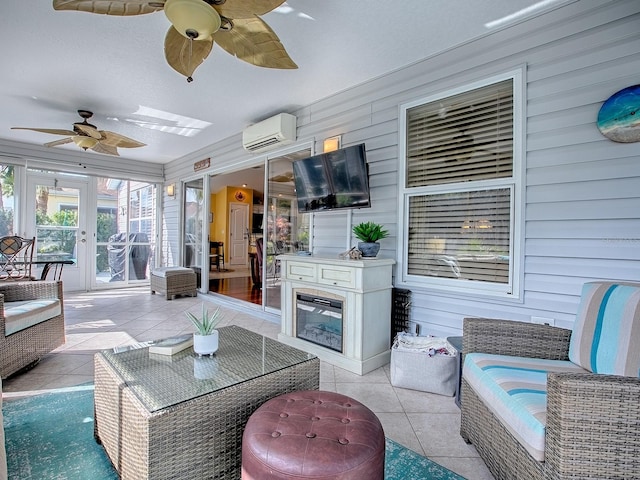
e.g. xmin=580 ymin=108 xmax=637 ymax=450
xmin=460 ymin=293 xmax=640 ymax=480
xmin=0 ymin=281 xmax=65 ymax=378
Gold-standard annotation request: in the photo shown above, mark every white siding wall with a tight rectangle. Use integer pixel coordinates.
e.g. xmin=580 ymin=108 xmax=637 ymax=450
xmin=164 ymin=0 xmax=640 ymax=334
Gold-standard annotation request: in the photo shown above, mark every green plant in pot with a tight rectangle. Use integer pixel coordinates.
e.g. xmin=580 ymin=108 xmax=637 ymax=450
xmin=352 ymin=221 xmax=389 ymax=257
xmin=187 ymin=304 xmax=223 ymax=356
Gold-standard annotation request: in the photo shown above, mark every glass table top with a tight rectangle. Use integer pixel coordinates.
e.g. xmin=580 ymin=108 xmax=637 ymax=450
xmin=98 ymin=325 xmax=317 ymax=413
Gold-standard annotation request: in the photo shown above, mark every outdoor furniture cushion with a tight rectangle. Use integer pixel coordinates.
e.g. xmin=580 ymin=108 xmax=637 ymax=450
xmin=463 ymin=353 xmax=587 ymax=461
xmin=151 ymin=266 xmax=194 ymax=277
xmin=568 ymin=282 xmax=640 ymax=376
xmin=242 ymin=390 xmax=385 ymax=479
xmin=4 ymin=299 xmax=61 ymax=336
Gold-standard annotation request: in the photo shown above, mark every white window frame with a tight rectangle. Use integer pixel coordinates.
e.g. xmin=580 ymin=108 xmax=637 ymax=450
xmin=397 ymin=68 xmax=525 ymax=299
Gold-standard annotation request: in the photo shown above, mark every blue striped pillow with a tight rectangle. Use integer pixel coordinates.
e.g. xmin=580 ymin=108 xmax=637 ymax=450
xmin=568 ymin=282 xmax=640 ymax=377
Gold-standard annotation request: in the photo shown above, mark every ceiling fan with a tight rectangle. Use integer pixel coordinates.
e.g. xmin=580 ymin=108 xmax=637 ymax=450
xmin=11 ymin=110 xmax=146 ymax=156
xmin=52 ymin=0 xmax=298 ymax=82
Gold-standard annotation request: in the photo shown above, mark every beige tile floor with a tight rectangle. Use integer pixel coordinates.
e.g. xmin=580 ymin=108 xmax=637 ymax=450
xmin=2 ymin=287 xmax=494 ymax=480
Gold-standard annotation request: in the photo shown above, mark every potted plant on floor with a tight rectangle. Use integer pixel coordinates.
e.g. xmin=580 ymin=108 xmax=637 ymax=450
xmin=187 ymin=304 xmax=223 ymax=356
xmin=352 ymin=221 xmax=389 ymax=258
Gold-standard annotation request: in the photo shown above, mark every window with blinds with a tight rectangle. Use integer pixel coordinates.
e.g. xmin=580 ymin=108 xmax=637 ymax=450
xmin=406 ymin=79 xmax=513 ymax=187
xmin=407 ymin=188 xmax=511 ymax=283
xmin=401 ymin=75 xmax=518 ymax=292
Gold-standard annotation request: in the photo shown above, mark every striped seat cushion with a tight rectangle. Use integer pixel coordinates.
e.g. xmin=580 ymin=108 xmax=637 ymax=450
xmin=463 ymin=353 xmax=587 ymax=461
xmin=569 ymin=282 xmax=640 ymax=377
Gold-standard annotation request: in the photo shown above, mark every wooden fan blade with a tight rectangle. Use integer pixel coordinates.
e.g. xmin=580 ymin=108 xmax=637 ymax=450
xmin=53 ymin=0 xmax=163 ymax=16
xmin=215 ymin=0 xmax=285 ymax=18
xmin=11 ymin=127 xmax=77 ymax=136
xmin=91 ymin=142 xmax=120 ymax=156
xmin=99 ymin=131 xmax=146 ymax=148
xmin=44 ymin=137 xmax=74 ymax=148
xmin=164 ymin=26 xmax=213 ymax=80
xmin=214 ymin=16 xmax=297 ymax=69
xmin=75 ymin=124 xmax=103 ymax=139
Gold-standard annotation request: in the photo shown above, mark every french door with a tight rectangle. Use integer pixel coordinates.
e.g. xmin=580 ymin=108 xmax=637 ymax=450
xmin=25 ymin=173 xmax=89 ymax=291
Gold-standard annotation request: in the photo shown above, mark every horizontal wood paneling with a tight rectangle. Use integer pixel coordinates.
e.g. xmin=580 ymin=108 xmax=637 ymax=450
xmin=160 ymin=0 xmax=640 ymax=336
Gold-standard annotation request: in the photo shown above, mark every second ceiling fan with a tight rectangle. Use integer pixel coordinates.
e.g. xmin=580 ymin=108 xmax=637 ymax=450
xmin=53 ymin=0 xmax=298 ymax=82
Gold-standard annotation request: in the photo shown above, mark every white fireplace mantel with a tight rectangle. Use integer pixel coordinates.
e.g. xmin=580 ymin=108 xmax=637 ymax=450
xmin=277 ymin=254 xmax=395 ymax=375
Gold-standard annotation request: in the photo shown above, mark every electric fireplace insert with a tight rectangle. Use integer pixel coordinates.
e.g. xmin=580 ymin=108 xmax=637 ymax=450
xmin=295 ymin=293 xmax=343 ymax=353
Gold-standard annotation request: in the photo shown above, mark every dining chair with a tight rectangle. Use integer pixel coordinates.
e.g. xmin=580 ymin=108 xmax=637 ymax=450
xmin=209 ymin=241 xmax=225 ymax=272
xmin=0 ymin=236 xmax=35 ymax=281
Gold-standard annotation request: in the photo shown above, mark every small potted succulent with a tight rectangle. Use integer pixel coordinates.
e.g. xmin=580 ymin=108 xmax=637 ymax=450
xmin=352 ymin=221 xmax=389 ymax=257
xmin=186 ymin=304 xmax=223 ymax=356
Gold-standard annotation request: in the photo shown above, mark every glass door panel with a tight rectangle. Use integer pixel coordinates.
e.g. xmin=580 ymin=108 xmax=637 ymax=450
xmin=264 ymin=150 xmax=310 ymax=310
xmin=0 ymin=165 xmax=16 ymax=236
xmin=26 ymin=174 xmax=88 ymax=291
xmin=184 ymin=179 xmax=204 ymax=281
xmin=94 ymin=178 xmax=155 ymax=286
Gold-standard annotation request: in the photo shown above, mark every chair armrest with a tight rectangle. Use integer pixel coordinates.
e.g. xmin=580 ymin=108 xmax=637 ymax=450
xmin=545 ymin=372 xmax=640 ymax=477
xmin=0 ymin=280 xmax=62 ymax=303
xmin=462 ymin=317 xmax=572 ymax=360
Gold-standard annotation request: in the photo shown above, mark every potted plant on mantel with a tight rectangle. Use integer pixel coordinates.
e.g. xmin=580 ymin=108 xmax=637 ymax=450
xmin=187 ymin=304 xmax=223 ymax=356
xmin=352 ymin=221 xmax=389 ymax=258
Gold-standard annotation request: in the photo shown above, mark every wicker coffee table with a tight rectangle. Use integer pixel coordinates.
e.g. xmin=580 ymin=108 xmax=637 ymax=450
xmin=94 ymin=325 xmax=319 ymax=480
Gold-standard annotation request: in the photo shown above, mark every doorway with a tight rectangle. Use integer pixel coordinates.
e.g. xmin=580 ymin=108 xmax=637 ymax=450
xmin=25 ymin=173 xmax=88 ymax=291
xmin=228 ymin=202 xmax=249 ymax=266
xmin=25 ymin=171 xmax=156 ymax=291
xmin=206 ymin=147 xmax=311 ymax=310
xmin=94 ymin=179 xmax=155 ymax=288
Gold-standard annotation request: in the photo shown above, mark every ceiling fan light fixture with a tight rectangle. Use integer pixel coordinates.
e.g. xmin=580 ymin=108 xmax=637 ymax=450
xmin=72 ymin=136 xmax=98 ymax=151
xmin=164 ymin=0 xmax=221 ymax=40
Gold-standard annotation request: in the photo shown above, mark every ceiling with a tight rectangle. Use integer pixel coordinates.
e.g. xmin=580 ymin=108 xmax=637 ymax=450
xmin=0 ymin=0 xmax=569 ymax=165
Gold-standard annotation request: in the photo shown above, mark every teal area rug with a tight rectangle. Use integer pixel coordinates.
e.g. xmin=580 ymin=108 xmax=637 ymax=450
xmin=3 ymin=385 xmax=464 ymax=480
xmin=3 ymin=384 xmax=117 ymax=480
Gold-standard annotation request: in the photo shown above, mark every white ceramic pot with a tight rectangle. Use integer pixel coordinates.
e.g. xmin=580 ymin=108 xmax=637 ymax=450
xmin=193 ymin=330 xmax=219 ymax=356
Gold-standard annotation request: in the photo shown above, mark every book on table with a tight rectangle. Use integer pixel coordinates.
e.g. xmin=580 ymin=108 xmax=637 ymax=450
xmin=148 ymin=334 xmax=193 ymax=355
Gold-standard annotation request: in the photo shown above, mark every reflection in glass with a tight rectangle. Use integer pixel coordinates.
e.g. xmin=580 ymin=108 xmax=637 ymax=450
xmin=264 ymin=150 xmax=311 ymax=310
xmin=184 ymin=179 xmax=204 ymax=272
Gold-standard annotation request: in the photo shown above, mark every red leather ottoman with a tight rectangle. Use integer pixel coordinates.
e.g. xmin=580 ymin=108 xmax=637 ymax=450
xmin=241 ymin=390 xmax=385 ymax=479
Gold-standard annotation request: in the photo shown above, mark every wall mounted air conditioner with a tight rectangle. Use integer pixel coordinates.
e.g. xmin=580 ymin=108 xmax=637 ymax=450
xmin=242 ymin=113 xmax=297 ymax=153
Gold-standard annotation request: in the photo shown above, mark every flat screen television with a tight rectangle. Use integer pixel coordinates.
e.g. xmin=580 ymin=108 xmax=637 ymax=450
xmin=293 ymin=143 xmax=371 ymax=212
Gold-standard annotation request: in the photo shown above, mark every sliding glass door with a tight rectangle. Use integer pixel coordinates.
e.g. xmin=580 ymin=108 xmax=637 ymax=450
xmin=264 ymin=150 xmax=311 ymax=310
xmin=184 ymin=179 xmax=204 ymax=275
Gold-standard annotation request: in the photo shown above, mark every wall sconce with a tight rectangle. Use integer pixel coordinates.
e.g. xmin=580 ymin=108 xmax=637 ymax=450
xmin=166 ymin=183 xmax=176 ymax=198
xmin=323 ymin=135 xmax=341 ymax=153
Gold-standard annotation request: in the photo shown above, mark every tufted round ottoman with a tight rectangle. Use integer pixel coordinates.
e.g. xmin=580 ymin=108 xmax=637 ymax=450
xmin=241 ymin=390 xmax=385 ymax=479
